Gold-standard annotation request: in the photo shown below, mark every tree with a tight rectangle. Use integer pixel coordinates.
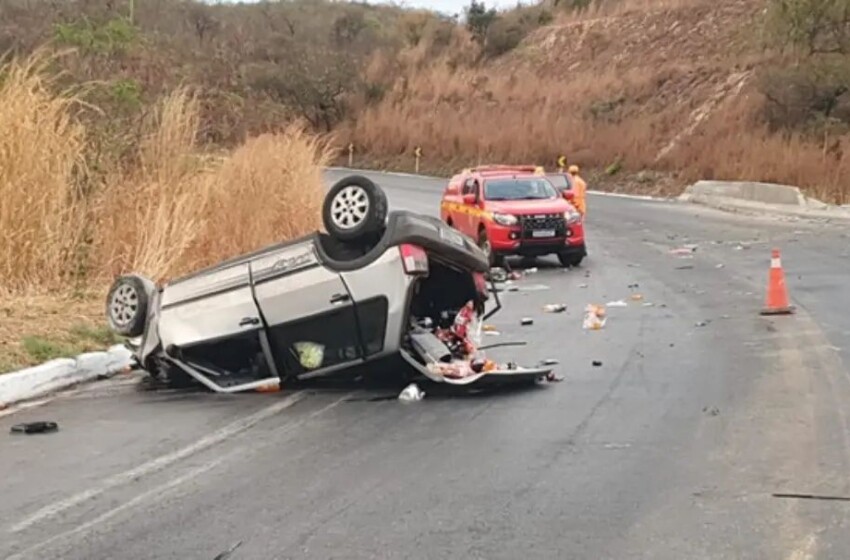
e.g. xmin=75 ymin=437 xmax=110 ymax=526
xmin=465 ymin=1 xmax=497 ymax=45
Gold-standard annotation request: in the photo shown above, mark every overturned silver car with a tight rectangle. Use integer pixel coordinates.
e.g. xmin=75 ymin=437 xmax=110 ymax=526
xmin=105 ymin=175 xmax=555 ymax=392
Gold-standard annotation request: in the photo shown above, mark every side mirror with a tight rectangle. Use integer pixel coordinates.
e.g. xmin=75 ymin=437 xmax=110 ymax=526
xmin=462 ymin=193 xmax=477 ymax=205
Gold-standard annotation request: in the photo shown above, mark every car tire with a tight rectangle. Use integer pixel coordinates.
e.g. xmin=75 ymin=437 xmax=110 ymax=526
xmin=323 ymin=175 xmax=388 ymax=242
xmin=105 ymin=274 xmax=153 ymax=337
xmin=558 ymin=252 xmax=584 ymax=268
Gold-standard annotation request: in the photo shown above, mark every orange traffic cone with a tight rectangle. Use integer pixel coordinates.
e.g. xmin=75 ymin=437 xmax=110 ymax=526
xmin=760 ymin=248 xmax=795 ymax=315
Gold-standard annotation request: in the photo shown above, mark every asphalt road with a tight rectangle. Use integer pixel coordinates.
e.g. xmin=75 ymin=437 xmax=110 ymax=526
xmin=2 ymin=169 xmax=849 ymax=560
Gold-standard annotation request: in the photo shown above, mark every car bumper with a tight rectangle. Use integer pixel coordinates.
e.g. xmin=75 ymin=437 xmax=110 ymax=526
xmin=488 ymin=223 xmax=585 ymax=255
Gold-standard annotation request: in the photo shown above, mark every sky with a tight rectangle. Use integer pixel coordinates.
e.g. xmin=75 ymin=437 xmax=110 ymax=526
xmin=372 ymin=0 xmax=534 ymax=16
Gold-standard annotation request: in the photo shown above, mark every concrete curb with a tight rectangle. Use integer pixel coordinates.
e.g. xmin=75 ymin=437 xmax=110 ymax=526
xmin=0 ymin=345 xmax=133 ymax=409
xmin=680 ymin=181 xmax=850 ymax=222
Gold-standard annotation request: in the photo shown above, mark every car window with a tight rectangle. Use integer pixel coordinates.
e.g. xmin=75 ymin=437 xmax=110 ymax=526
xmin=546 ymin=174 xmax=571 ymax=190
xmin=483 ymin=178 xmax=558 ymax=201
xmin=462 ymin=179 xmax=476 ymax=195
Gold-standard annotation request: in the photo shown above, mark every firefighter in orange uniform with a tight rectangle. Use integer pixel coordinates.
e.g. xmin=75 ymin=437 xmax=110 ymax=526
xmin=568 ymin=164 xmax=587 ymax=216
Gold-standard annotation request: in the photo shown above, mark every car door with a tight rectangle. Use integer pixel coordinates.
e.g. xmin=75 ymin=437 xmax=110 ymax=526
xmin=249 ymin=240 xmax=363 ymax=380
xmin=460 ymin=178 xmax=478 ymax=233
xmin=157 ymin=262 xmax=278 ymax=392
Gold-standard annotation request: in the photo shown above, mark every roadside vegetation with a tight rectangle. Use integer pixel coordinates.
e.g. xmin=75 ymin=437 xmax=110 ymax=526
xmin=0 ymin=49 xmax=332 ymax=373
xmin=2 ymin=0 xmax=850 ymax=371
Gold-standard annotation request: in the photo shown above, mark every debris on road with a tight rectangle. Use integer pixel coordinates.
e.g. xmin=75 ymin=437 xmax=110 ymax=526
xmin=213 ymin=541 xmax=244 ymax=560
xmin=10 ymin=421 xmax=58 ymax=435
xmin=489 ymin=267 xmax=508 ymax=283
xmin=695 ymin=320 xmax=710 ymax=327
xmin=675 ymin=265 xmax=695 ymax=270
xmin=542 ymin=303 xmax=567 ymax=313
xmin=583 ymin=304 xmax=607 ymax=330
xmin=606 ymin=300 xmax=628 ymax=307
xmin=630 ymin=293 xmax=644 ymax=301
xmin=539 ymin=358 xmax=559 ymax=366
xmin=521 ymin=317 xmax=534 ymax=326
xmin=525 ymin=267 xmax=538 ymax=274
xmin=578 ymin=283 xmax=589 ymax=288
xmin=715 ymin=263 xmax=725 ymax=268
xmin=702 ymin=406 xmax=720 ymax=416
xmin=592 ymin=360 xmax=603 ymax=367
xmin=399 ymin=383 xmax=425 ymax=401
xmin=628 ymin=283 xmax=640 ymax=289
xmin=670 ymin=245 xmax=697 ymax=257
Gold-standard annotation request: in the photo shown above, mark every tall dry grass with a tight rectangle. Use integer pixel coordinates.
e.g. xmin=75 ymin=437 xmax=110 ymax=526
xmin=347 ymin=61 xmax=850 ymax=203
xmin=0 ymin=50 xmax=333 ymax=296
xmin=0 ymin=49 xmax=88 ymax=294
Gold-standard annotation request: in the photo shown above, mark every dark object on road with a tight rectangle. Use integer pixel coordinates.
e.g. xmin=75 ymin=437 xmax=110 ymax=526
xmin=521 ymin=317 xmax=534 ymax=325
xmin=592 ymin=360 xmax=602 ymax=367
xmin=10 ymin=421 xmax=58 ymax=434
xmin=772 ymin=493 xmax=850 ymax=502
xmin=542 ymin=303 xmax=566 ymax=313
xmin=212 ymin=540 xmax=243 ymax=560
xmin=105 ymin=175 xmax=554 ymax=393
xmin=675 ymin=265 xmax=695 ymax=270
xmin=695 ymin=321 xmax=710 ymax=327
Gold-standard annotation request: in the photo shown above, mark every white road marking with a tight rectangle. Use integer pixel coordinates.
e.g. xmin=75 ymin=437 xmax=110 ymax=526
xmin=10 ymin=391 xmax=307 ymax=533
xmin=5 ymin=457 xmax=228 ymax=560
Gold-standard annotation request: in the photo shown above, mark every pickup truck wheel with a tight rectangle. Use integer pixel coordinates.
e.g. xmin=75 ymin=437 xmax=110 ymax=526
xmin=323 ymin=175 xmax=388 ymax=242
xmin=105 ymin=274 xmax=152 ymax=337
xmin=478 ymin=229 xmax=504 ymax=267
xmin=558 ymin=252 xmax=584 ymax=268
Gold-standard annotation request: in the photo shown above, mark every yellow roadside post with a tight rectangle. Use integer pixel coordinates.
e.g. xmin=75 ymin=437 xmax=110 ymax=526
xmin=557 ymin=155 xmax=567 ymax=173
xmin=414 ymin=146 xmax=422 ymax=174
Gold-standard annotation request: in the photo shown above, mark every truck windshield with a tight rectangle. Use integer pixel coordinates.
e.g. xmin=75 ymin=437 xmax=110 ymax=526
xmin=484 ymin=178 xmax=558 ymax=201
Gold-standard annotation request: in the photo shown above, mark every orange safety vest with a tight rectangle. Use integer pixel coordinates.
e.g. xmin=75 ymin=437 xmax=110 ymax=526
xmin=571 ymin=174 xmax=587 ymax=215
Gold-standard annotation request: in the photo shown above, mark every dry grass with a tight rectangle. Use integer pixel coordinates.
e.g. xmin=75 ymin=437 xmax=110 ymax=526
xmin=0 ymin=50 xmax=334 ymax=372
xmin=344 ymin=0 xmax=849 ymax=204
xmin=0 ymin=49 xmax=88 ymax=294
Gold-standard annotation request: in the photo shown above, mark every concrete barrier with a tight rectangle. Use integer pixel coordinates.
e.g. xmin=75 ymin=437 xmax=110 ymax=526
xmin=679 ymin=180 xmax=850 ymax=221
xmin=0 ymin=344 xmax=133 ymax=409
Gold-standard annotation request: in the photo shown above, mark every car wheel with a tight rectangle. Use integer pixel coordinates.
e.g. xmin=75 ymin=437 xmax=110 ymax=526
xmin=323 ymin=175 xmax=388 ymax=242
xmin=558 ymin=252 xmax=584 ymax=268
xmin=105 ymin=274 xmax=153 ymax=337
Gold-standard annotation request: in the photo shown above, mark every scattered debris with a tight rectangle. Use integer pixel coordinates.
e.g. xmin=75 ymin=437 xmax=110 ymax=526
xmin=539 ymin=358 xmax=559 ymax=366
xmin=630 ymin=293 xmax=644 ymax=301
xmin=675 ymin=265 xmax=695 ymax=270
xmin=715 ymin=263 xmax=725 ymax=269
xmin=695 ymin=320 xmax=710 ymax=327
xmin=702 ymin=406 xmax=720 ymax=416
xmin=642 ymin=302 xmax=655 ymax=307
xmin=670 ymin=246 xmax=697 ymax=256
xmin=772 ymin=493 xmax=850 ymax=502
xmin=398 ymin=383 xmax=425 ymax=401
xmin=521 ymin=317 xmax=534 ymax=326
xmin=489 ymin=267 xmax=508 ymax=283
xmin=583 ymin=304 xmax=607 ymax=330
xmin=592 ymin=360 xmax=603 ymax=367
xmin=542 ymin=303 xmax=567 ymax=313
xmin=578 ymin=283 xmax=589 ymax=288
xmin=628 ymin=283 xmax=640 ymax=289
xmin=213 ymin=541 xmax=244 ymax=560
xmin=525 ymin=267 xmax=538 ymax=274
xmin=10 ymin=421 xmax=58 ymax=435
xmin=606 ymin=300 xmax=628 ymax=307
xmin=484 ymin=330 xmax=501 ymax=336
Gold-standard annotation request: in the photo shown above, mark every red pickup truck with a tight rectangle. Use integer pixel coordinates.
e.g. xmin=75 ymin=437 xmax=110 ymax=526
xmin=440 ymin=165 xmax=587 ymax=268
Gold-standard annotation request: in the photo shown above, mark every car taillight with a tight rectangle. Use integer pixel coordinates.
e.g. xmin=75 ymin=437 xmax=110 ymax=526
xmin=400 ymin=244 xmax=428 ymax=275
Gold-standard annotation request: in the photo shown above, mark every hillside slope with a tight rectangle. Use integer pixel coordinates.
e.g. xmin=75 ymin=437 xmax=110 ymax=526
xmin=347 ymin=0 xmax=847 ymax=202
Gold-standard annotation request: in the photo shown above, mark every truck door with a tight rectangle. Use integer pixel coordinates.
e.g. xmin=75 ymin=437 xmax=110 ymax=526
xmin=249 ymin=240 xmax=364 ymax=380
